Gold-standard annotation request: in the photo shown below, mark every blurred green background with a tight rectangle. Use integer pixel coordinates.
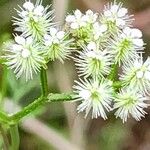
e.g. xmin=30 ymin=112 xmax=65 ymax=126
xmin=0 ymin=0 xmax=150 ymax=150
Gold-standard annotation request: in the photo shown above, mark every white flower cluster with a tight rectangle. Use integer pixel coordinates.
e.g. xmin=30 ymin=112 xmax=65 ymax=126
xmin=101 ymin=2 xmax=133 ymax=30
xmin=13 ymin=0 xmax=53 ymax=40
xmin=68 ymin=2 xmax=150 ymax=122
xmin=1 ymin=0 xmax=150 ymax=122
xmin=2 ymin=0 xmax=73 ymax=81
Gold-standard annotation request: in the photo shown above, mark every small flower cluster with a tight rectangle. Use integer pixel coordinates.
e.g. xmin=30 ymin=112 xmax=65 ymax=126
xmin=68 ymin=2 xmax=150 ymax=122
xmin=2 ymin=0 xmax=73 ymax=81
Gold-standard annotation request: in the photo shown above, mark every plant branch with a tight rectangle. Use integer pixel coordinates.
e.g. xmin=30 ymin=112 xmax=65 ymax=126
xmin=8 ymin=93 xmax=75 ymax=125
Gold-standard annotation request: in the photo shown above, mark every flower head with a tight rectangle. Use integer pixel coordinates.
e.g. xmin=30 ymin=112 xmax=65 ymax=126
xmin=13 ymin=0 xmax=54 ymax=40
xmin=108 ymin=27 xmax=144 ymax=65
xmin=92 ymin=22 xmax=107 ymax=40
xmin=4 ymin=36 xmax=46 ymax=81
xmin=44 ymin=27 xmax=73 ymax=62
xmin=101 ymin=2 xmax=133 ymax=32
xmin=74 ymin=42 xmax=113 ymax=78
xmin=65 ymin=9 xmax=99 ymax=43
xmin=120 ymin=56 xmax=150 ymax=94
xmin=84 ymin=10 xmax=98 ymax=24
xmin=73 ymin=78 xmax=114 ymax=119
xmin=65 ymin=9 xmax=87 ymax=29
xmin=114 ymin=87 xmax=149 ymax=123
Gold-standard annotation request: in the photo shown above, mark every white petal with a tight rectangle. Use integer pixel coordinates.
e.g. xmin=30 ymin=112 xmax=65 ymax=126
xmin=116 ymin=19 xmax=125 ymax=27
xmin=79 ymin=89 xmax=91 ymax=100
xmin=15 ymin=36 xmax=26 ymax=45
xmin=144 ymin=71 xmax=150 ymax=80
xmin=87 ymin=42 xmax=97 ymax=51
xmin=80 ymin=21 xmax=87 ymax=27
xmin=50 ymin=28 xmax=57 ymax=36
xmin=12 ymin=44 xmax=22 ymax=51
xmin=94 ymin=34 xmax=100 ymax=40
xmin=111 ymin=5 xmax=119 ymax=13
xmin=21 ymin=49 xmax=31 ymax=58
xmin=131 ymin=28 xmax=142 ymax=38
xmin=81 ymin=15 xmax=89 ymax=22
xmin=44 ymin=34 xmax=51 ymax=40
xmin=117 ymin=8 xmax=128 ymax=17
xmin=104 ymin=10 xmax=112 ymax=17
xmin=26 ymin=37 xmax=33 ymax=45
xmin=136 ymin=70 xmax=144 ymax=79
xmin=99 ymin=24 xmax=107 ymax=32
xmin=93 ymin=14 xmax=98 ymax=22
xmin=33 ymin=16 xmax=38 ymax=22
xmin=87 ymin=51 xmax=97 ymax=58
xmin=70 ymin=22 xmax=79 ymax=29
xmin=86 ymin=10 xmax=93 ymax=16
xmin=132 ymin=39 xmax=144 ymax=47
xmin=21 ymin=11 xmax=28 ymax=17
xmin=56 ymin=31 xmax=65 ymax=39
xmin=53 ymin=38 xmax=59 ymax=44
xmin=23 ymin=2 xmax=34 ymax=11
xmin=65 ymin=15 xmax=76 ymax=22
xmin=93 ymin=22 xmax=99 ymax=30
xmin=34 ymin=5 xmax=44 ymax=16
xmin=45 ymin=40 xmax=52 ymax=46
xmin=74 ymin=9 xmax=82 ymax=19
xmin=134 ymin=61 xmax=142 ymax=69
xmin=123 ymin=27 xmax=132 ymax=36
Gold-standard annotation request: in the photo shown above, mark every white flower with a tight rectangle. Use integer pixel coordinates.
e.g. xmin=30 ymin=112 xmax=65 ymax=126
xmin=108 ymin=27 xmax=144 ymax=65
xmin=87 ymin=41 xmax=97 ymax=51
xmin=44 ymin=27 xmax=73 ymax=62
xmin=44 ymin=28 xmax=65 ymax=46
xmin=120 ymin=56 xmax=150 ymax=94
xmin=65 ymin=9 xmax=87 ymax=29
xmin=93 ymin=22 xmax=107 ymax=40
xmin=73 ymin=78 xmax=114 ymax=119
xmin=101 ymin=2 xmax=133 ymax=30
xmin=4 ymin=36 xmax=46 ymax=81
xmin=74 ymin=45 xmax=113 ymax=78
xmin=114 ymin=87 xmax=149 ymax=123
xmin=13 ymin=1 xmax=54 ymax=40
xmin=84 ymin=10 xmax=98 ymax=23
xmin=121 ymin=27 xmax=144 ymax=47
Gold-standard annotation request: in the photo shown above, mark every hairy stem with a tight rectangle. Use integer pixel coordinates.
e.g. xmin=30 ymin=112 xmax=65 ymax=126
xmin=10 ymin=125 xmax=19 ymax=150
xmin=40 ymin=68 xmax=48 ymax=96
xmin=8 ymin=93 xmax=75 ymax=125
xmin=108 ymin=63 xmax=119 ymax=81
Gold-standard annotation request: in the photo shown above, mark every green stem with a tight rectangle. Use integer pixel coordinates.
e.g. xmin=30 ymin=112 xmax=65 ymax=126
xmin=0 ymin=125 xmax=9 ymax=150
xmin=9 ymin=93 xmax=75 ymax=124
xmin=40 ymin=68 xmax=48 ymax=96
xmin=10 ymin=125 xmax=19 ymax=150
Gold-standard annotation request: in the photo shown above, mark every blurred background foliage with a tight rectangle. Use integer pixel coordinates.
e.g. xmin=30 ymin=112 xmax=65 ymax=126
xmin=0 ymin=0 xmax=150 ymax=150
